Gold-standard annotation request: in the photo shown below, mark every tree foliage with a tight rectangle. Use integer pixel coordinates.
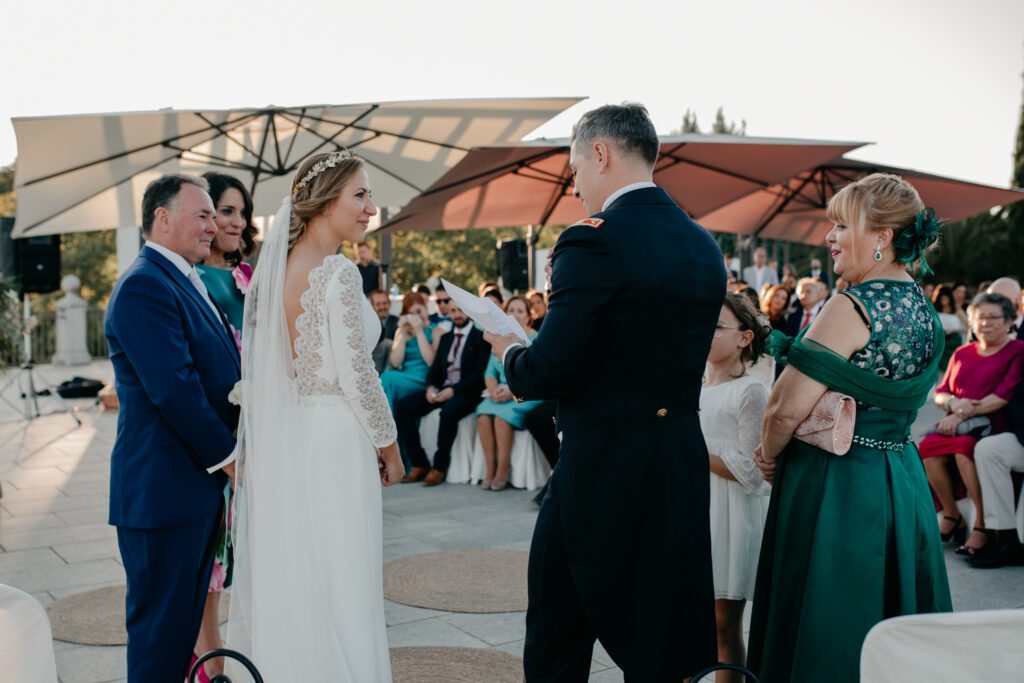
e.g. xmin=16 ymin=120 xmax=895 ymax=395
xmin=670 ymin=107 xmax=746 ymax=136
xmin=928 ymin=81 xmax=1024 ymax=284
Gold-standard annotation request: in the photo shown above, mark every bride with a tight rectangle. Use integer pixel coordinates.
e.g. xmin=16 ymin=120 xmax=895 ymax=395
xmin=227 ymin=150 xmax=405 ymax=680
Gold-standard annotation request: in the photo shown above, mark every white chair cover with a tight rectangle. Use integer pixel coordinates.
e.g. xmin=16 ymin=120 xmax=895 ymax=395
xmin=419 ymin=411 xmax=477 ymax=483
xmin=0 ymin=584 xmax=58 ymax=683
xmin=860 ymin=609 xmax=1024 ymax=682
xmin=419 ymin=411 xmax=552 ymax=490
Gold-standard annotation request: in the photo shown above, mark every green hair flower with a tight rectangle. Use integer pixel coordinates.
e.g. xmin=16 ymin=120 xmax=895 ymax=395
xmin=893 ymin=207 xmax=942 ymax=276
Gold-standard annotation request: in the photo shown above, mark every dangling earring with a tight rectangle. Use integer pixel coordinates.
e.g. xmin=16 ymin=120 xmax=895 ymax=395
xmin=874 ymin=244 xmax=883 ymax=261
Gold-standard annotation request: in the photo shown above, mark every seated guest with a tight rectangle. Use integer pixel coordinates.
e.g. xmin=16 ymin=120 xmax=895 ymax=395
xmin=413 ymin=283 xmax=432 ymax=298
xmin=380 ymin=293 xmax=437 ymax=408
xmin=742 ymin=247 xmax=778 ymax=293
xmin=987 ymin=277 xmax=1023 ymax=339
xmin=737 ymin=286 xmax=761 ymax=313
xmin=702 ymin=293 xmax=771 ymax=681
xmin=761 ymin=284 xmax=791 ymax=334
xmin=483 ymin=287 xmax=504 ymax=307
xmin=476 ymin=297 xmax=541 ymax=491
xmin=430 ymin=284 xmax=452 ymax=325
xmin=972 ymin=370 xmax=1024 ymax=568
xmin=932 ymin=284 xmax=966 ymax=374
xmin=781 ymin=264 xmax=798 ymax=293
xmin=526 ymin=289 xmax=548 ymax=331
xmin=478 ymin=281 xmax=500 ymax=297
xmin=952 ymin=280 xmax=971 ymax=314
xmin=785 ymin=277 xmax=825 ymax=336
xmin=723 ymin=253 xmax=738 ymax=280
xmin=805 ymin=257 xmax=831 ymax=287
xmin=369 ymin=289 xmax=399 ymax=374
xmin=921 ymin=282 xmax=935 ymax=301
xmin=919 ymin=293 xmax=1024 ymax=555
xmin=394 ymin=301 xmax=490 ymax=487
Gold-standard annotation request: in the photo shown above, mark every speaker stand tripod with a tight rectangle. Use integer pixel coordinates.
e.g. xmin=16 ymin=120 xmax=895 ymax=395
xmin=0 ymin=295 xmax=81 ymax=426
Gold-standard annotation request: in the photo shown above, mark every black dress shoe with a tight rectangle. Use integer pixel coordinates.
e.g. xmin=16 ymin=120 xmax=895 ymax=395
xmin=968 ymin=537 xmax=1024 ymax=569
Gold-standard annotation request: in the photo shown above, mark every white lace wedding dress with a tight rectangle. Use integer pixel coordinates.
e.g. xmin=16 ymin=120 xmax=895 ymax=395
xmin=227 ymin=200 xmax=396 ymax=681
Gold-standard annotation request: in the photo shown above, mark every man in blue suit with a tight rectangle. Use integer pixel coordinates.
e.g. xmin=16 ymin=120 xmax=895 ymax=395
xmin=488 ymin=104 xmax=723 ymax=681
xmin=105 ymin=174 xmax=240 ymax=682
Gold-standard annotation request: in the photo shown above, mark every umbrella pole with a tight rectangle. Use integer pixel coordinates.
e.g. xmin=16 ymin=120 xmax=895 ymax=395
xmin=379 ymin=208 xmax=393 ymax=292
xmin=526 ymin=224 xmax=538 ymax=291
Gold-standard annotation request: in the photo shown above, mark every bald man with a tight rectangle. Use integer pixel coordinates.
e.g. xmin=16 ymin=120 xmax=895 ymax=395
xmin=987 ymin=277 xmax=1023 ymax=339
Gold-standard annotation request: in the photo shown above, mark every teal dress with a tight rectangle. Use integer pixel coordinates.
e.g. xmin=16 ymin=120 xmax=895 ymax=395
xmin=747 ymin=280 xmax=952 ymax=683
xmin=196 ymin=265 xmax=245 ymax=331
xmin=380 ymin=327 xmax=434 ymax=408
xmin=477 ymin=333 xmax=540 ymax=428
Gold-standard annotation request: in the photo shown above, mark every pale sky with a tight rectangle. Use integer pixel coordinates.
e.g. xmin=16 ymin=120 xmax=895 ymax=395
xmin=3 ymin=0 xmax=1023 ymax=187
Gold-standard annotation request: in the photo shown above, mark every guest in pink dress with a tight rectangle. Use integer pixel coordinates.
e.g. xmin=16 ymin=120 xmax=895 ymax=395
xmin=919 ymin=292 xmax=1024 ymax=556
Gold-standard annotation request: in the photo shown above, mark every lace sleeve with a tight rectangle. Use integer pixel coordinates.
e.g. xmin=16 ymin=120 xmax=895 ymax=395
xmin=325 ymin=261 xmax=397 ymax=448
xmin=718 ymin=379 xmax=771 ymax=495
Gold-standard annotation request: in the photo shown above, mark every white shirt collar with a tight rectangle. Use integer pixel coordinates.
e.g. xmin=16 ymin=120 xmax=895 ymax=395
xmin=145 ymin=241 xmax=194 ymax=278
xmin=452 ymin=322 xmax=473 ymax=335
xmin=601 ymin=181 xmax=657 ymax=212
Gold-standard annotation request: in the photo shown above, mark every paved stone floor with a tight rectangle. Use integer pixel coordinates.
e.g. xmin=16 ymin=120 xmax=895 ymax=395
xmin=0 ymin=362 xmax=1021 ymax=682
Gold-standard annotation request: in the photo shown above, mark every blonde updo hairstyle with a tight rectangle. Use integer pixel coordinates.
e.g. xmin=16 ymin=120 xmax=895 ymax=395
xmin=826 ymin=173 xmax=938 ymax=271
xmin=288 ymin=150 xmax=365 ymax=251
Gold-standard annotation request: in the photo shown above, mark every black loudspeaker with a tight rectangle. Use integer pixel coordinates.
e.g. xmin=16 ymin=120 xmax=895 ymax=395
xmin=0 ymin=218 xmax=62 ymax=294
xmin=496 ymin=238 xmax=529 ymax=292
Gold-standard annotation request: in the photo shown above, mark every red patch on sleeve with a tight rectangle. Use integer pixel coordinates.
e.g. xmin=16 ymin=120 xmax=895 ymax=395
xmin=572 ymin=218 xmax=604 ymax=229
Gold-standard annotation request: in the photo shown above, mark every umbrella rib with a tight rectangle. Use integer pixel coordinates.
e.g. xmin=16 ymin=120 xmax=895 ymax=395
xmin=657 ymin=151 xmax=774 ymax=188
xmin=276 ymin=105 xmax=380 ymax=171
xmin=538 ymin=159 xmax=575 ymax=226
xmin=297 ymin=110 xmax=472 ymax=153
xmin=282 ymin=107 xmax=307 ymax=167
xmin=193 ymin=112 xmax=274 ymax=168
xmin=270 ymin=114 xmax=284 ymax=173
xmin=421 ymin=147 xmax=568 ymax=197
xmin=250 ymin=111 xmax=275 ymax=196
xmin=752 ymin=171 xmax=818 ymax=237
xmin=16 ymin=154 xmax=175 ymax=234
xmin=20 ymin=110 xmax=267 ymax=187
xmin=163 ymin=145 xmax=273 ymax=174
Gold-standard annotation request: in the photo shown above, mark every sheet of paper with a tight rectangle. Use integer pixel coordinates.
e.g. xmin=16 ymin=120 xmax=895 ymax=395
xmin=440 ymin=279 xmax=532 ymax=344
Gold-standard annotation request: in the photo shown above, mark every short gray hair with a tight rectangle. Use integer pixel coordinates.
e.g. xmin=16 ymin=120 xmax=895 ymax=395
xmin=570 ymin=102 xmax=659 ymax=167
xmin=970 ymin=292 xmax=1016 ymax=321
xmin=141 ymin=174 xmax=209 ymax=236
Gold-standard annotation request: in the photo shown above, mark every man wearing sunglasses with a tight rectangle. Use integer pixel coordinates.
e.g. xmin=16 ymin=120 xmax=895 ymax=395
xmin=430 ymin=284 xmax=453 ymax=325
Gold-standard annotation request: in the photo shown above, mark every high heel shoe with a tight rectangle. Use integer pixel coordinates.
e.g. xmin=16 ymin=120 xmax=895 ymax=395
xmin=957 ymin=527 xmax=991 ymax=556
xmin=489 ymin=479 xmax=508 ymax=491
xmin=939 ymin=515 xmax=966 ymax=544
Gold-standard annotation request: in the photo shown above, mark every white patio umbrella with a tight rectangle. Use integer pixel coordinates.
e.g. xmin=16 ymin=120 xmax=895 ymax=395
xmin=10 ymin=97 xmax=582 ymax=238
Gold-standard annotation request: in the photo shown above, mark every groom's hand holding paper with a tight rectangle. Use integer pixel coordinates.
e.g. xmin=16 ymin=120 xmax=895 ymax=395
xmin=440 ymin=279 xmax=531 ymax=344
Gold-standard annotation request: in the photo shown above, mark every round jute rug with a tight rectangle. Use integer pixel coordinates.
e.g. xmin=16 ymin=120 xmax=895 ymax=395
xmin=384 ymin=550 xmax=529 ymax=613
xmin=390 ymin=646 xmax=523 ymax=682
xmin=47 ymin=585 xmax=230 ymax=645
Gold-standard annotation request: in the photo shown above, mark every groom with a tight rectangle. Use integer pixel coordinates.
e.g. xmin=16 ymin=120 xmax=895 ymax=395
xmin=487 ymin=103 xmax=725 ymax=681
xmin=105 ymin=174 xmax=240 ymax=682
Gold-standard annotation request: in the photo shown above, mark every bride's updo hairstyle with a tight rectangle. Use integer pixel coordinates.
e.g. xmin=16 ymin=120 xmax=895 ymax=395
xmin=826 ymin=173 xmax=942 ymax=274
xmin=289 ymin=149 xmax=364 ymax=251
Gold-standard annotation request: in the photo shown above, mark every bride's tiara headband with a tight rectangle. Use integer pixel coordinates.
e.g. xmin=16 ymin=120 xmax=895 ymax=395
xmin=292 ymin=150 xmax=354 ymax=194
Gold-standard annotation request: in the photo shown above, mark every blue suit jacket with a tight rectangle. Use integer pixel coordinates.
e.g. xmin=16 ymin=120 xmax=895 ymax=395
xmin=105 ymin=246 xmax=241 ymax=528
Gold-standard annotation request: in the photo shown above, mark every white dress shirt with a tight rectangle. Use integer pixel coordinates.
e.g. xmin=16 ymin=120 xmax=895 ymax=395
xmin=145 ymin=241 xmax=236 ymax=474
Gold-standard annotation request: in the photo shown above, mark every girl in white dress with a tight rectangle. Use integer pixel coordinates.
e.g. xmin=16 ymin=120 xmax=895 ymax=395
xmin=700 ymin=292 xmax=771 ymax=682
xmin=227 ymin=150 xmax=405 ymax=681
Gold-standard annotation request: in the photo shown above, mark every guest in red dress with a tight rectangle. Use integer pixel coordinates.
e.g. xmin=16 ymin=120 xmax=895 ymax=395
xmin=919 ymin=292 xmax=1024 ymax=555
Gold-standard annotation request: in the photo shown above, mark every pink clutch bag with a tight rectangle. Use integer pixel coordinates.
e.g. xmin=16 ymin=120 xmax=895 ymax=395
xmin=793 ymin=391 xmax=856 ymax=455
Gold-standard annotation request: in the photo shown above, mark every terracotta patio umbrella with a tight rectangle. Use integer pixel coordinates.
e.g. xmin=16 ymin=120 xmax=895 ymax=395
xmin=374 ymin=135 xmax=866 ymax=234
xmin=10 ymin=97 xmax=582 ymax=237
xmin=698 ymin=158 xmax=1024 ymax=245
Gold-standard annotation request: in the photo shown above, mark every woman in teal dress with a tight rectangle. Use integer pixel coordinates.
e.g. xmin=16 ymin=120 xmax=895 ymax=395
xmin=193 ymin=171 xmax=257 ymax=681
xmin=477 ymin=296 xmax=540 ymax=490
xmin=196 ymin=172 xmax=256 ymax=336
xmin=380 ymin=292 xmax=438 ymax=408
xmin=748 ymin=174 xmax=952 ymax=683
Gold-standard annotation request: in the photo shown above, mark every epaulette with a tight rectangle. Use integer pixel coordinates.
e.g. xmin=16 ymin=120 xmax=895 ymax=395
xmin=568 ymin=217 xmax=604 ymax=229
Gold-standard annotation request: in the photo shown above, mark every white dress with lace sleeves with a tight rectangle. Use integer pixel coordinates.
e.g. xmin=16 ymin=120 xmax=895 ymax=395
xmin=699 ymin=374 xmax=771 ymax=601
xmin=323 ymin=258 xmax=398 ymax=448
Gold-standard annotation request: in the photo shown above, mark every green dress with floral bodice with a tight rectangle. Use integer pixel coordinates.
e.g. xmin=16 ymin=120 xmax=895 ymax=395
xmin=747 ymin=280 xmax=952 ymax=683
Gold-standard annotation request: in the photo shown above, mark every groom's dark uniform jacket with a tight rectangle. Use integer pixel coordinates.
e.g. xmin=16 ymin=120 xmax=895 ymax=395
xmin=105 ymin=245 xmax=240 ymax=682
xmin=505 ymin=187 xmax=725 ymax=680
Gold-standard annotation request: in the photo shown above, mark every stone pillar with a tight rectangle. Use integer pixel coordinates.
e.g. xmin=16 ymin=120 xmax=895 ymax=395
xmin=54 ymin=275 xmax=92 ymax=366
xmin=117 ymin=226 xmax=141 ymax=275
